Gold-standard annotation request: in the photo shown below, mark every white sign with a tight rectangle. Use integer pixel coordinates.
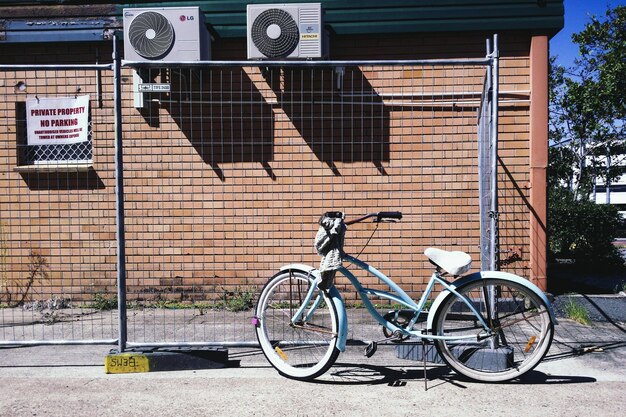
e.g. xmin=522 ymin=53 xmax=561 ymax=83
xmin=26 ymin=95 xmax=90 ymax=146
xmin=136 ymin=83 xmax=171 ymax=92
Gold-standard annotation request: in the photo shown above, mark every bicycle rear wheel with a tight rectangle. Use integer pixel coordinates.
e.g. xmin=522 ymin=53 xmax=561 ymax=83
xmin=433 ymin=277 xmax=554 ymax=382
xmin=254 ymin=270 xmax=340 ymax=380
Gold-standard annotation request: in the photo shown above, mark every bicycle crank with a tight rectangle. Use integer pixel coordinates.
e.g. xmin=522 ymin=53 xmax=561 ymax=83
xmin=382 ymin=310 xmax=421 ymax=342
xmin=365 ymin=330 xmax=405 ymax=358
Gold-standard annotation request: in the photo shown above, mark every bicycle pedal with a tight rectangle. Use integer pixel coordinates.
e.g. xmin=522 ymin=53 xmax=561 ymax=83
xmin=365 ymin=341 xmax=378 ymax=358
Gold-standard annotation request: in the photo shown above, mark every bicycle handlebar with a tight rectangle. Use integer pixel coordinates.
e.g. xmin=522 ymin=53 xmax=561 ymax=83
xmin=344 ymin=211 xmax=402 ymax=225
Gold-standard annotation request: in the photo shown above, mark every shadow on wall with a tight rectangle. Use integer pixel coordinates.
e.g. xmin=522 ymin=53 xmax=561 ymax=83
xmin=160 ymin=67 xmax=275 ymax=181
xmin=279 ymin=66 xmax=390 ymax=175
xmin=19 ymin=169 xmax=105 ymax=191
xmin=149 ymin=65 xmax=389 ymax=179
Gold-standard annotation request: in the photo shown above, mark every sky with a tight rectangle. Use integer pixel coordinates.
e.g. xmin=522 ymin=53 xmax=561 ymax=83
xmin=550 ymin=0 xmax=626 ymax=67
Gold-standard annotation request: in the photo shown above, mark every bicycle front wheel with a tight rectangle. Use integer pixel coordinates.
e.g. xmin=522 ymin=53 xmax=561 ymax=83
xmin=434 ymin=277 xmax=554 ymax=382
xmin=254 ymin=270 xmax=340 ymax=380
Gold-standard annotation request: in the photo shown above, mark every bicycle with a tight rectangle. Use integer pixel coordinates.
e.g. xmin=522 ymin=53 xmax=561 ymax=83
xmin=252 ymin=211 xmax=556 ymax=382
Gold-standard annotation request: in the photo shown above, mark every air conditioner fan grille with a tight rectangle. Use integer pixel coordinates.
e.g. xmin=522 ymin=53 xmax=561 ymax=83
xmin=128 ymin=11 xmax=175 ymax=59
xmin=251 ymin=8 xmax=299 ymax=58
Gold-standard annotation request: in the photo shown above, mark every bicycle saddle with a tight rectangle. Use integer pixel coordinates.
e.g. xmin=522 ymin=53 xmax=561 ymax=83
xmin=424 ymin=247 xmax=472 ymax=276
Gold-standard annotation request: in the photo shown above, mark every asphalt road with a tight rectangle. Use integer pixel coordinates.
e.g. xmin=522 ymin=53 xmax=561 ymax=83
xmin=0 ymin=340 xmax=624 ymax=417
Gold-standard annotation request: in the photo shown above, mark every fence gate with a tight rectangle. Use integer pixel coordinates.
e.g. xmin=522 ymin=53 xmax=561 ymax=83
xmin=0 ymin=38 xmax=500 ymax=349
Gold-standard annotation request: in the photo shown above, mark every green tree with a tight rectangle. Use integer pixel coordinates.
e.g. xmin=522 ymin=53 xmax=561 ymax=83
xmin=547 ymin=145 xmax=576 ymax=189
xmin=549 ymin=5 xmax=626 ymax=199
xmin=548 ymin=186 xmax=622 ymax=269
xmin=548 ymin=5 xmax=625 ymax=270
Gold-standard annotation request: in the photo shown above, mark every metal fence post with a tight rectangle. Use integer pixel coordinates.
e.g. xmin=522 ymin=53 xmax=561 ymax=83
xmin=113 ymin=35 xmax=128 ymax=352
xmin=490 ymin=34 xmax=500 ymax=272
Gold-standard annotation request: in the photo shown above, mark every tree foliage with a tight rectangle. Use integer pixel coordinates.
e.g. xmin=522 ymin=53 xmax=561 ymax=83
xmin=548 ymin=187 xmax=623 ymax=270
xmin=548 ymin=6 xmax=625 ymax=269
xmin=549 ymin=5 xmax=626 ymax=198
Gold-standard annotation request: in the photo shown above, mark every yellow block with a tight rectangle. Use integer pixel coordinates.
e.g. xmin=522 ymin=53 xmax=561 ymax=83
xmin=105 ymin=353 xmax=150 ymax=374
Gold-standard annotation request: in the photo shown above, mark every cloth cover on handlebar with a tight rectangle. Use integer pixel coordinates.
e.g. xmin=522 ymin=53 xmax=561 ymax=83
xmin=314 ymin=214 xmax=346 ymax=273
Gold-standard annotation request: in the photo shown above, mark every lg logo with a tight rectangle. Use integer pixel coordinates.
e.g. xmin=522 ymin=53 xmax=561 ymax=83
xmin=179 ymin=15 xmax=195 ymax=22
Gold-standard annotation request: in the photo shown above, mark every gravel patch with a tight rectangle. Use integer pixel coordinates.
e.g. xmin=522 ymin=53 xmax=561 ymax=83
xmin=553 ymin=294 xmax=626 ymax=323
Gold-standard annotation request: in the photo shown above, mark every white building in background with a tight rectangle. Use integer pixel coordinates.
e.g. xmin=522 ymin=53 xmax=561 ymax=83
xmin=593 ymin=158 xmax=626 ymax=219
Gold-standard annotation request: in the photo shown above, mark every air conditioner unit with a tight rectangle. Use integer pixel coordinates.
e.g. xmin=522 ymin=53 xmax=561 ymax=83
xmin=123 ymin=7 xmax=211 ymax=61
xmin=247 ymin=3 xmax=325 ymax=59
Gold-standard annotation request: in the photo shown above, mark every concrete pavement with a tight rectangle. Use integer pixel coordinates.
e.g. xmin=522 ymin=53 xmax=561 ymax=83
xmin=1 ymin=293 xmax=625 ymax=416
xmin=0 ymin=316 xmax=624 ymax=417
xmin=0 ymin=359 xmax=623 ymax=417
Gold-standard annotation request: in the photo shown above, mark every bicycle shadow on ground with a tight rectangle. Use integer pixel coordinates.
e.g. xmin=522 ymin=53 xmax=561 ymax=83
xmin=315 ymin=363 xmax=596 ymax=389
xmin=546 ymin=340 xmax=626 ymax=362
xmin=318 ymin=362 xmax=456 ymax=388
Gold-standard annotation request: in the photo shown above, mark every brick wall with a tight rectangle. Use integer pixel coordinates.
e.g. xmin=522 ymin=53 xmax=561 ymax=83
xmin=0 ymin=32 xmax=533 ymax=306
xmin=0 ymin=43 xmax=118 ymax=305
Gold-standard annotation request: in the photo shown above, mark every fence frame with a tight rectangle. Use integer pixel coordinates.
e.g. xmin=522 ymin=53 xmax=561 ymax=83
xmin=0 ymin=61 xmax=116 ymax=347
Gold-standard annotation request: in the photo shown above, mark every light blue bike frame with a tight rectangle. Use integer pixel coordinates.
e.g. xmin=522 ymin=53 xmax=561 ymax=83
xmin=286 ymin=254 xmax=509 ymax=352
xmin=338 ymin=254 xmax=493 ymax=341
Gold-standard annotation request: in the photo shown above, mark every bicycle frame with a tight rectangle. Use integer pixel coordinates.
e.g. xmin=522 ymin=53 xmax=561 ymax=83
xmin=287 ymin=253 xmax=495 ymax=349
xmin=339 ymin=254 xmax=493 ymax=340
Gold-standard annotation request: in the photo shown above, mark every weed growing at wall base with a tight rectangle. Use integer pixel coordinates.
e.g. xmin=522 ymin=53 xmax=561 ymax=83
xmin=90 ymin=293 xmax=118 ymax=311
xmin=564 ymin=296 xmax=591 ymax=326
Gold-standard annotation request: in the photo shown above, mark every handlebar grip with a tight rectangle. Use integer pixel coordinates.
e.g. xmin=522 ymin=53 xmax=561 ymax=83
xmin=377 ymin=211 xmax=403 ymax=222
xmin=323 ymin=211 xmax=344 ymax=219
